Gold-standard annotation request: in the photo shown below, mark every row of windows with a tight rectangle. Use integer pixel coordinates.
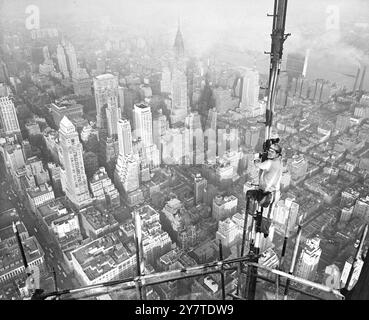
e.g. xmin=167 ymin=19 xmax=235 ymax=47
xmin=0 ymin=258 xmax=43 ymax=283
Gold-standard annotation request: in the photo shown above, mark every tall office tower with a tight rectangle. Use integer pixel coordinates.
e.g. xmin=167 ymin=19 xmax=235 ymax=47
xmin=134 ymin=103 xmax=153 ymax=147
xmin=295 ymin=237 xmax=322 ymax=281
xmin=118 ymin=86 xmax=125 ymax=110
xmin=194 ymin=173 xmax=207 ymax=205
xmin=57 ymin=44 xmax=70 ymax=79
xmin=286 ymin=53 xmax=306 ymax=83
xmin=295 ymin=76 xmax=304 ymax=98
xmin=170 ymin=67 xmax=188 ymax=125
xmin=117 ymin=119 xmax=133 ymax=156
xmin=114 ymin=153 xmax=140 ymax=193
xmin=285 ymin=198 xmax=300 ymax=232
xmin=161 ymin=66 xmax=172 ymax=93
xmin=72 ymin=68 xmax=92 ymax=96
xmin=170 ymin=24 xmax=188 ymax=125
xmin=0 ymin=60 xmax=9 ymax=83
xmin=245 ymin=125 xmax=261 ymax=149
xmin=185 ymin=112 xmax=204 ymax=164
xmin=58 ymin=116 xmax=91 ymax=208
xmin=93 ymin=74 xmax=119 ymax=129
xmin=205 ymin=108 xmax=217 ymax=131
xmin=105 ymin=103 xmax=120 ymax=137
xmin=0 ymin=96 xmax=21 ymax=136
xmin=173 ymin=23 xmax=185 ymax=60
xmin=204 ymin=108 xmax=217 ymax=164
xmin=335 ymin=113 xmax=351 ymax=132
xmin=42 ymin=46 xmax=50 ymax=61
xmin=233 ymin=76 xmax=242 ymax=98
xmin=240 ymin=68 xmax=260 ymax=110
xmin=65 ymin=42 xmax=79 ymax=77
xmin=153 ymin=109 xmax=168 ymax=157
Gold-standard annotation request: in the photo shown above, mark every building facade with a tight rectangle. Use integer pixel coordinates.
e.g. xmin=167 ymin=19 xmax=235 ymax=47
xmin=58 ymin=116 xmax=91 ymax=208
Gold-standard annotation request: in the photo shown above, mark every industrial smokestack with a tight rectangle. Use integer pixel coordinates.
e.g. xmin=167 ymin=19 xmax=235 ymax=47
xmin=359 ymin=66 xmax=367 ymax=92
xmin=302 ymin=49 xmax=310 ymax=78
xmin=353 ymin=67 xmax=361 ymax=92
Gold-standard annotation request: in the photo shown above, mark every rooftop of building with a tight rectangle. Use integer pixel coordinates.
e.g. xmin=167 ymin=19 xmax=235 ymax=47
xmin=134 ymin=204 xmax=160 ymax=222
xmin=159 ymin=247 xmax=182 ymax=266
xmin=4 ymin=143 xmax=22 ymax=154
xmin=95 ymin=73 xmax=116 ymax=80
xmin=0 ymin=208 xmax=19 ymax=230
xmin=80 ymin=206 xmax=118 ymax=231
xmin=213 ymin=194 xmax=238 ymax=206
xmin=0 ymin=236 xmax=44 ymax=276
xmin=52 ymin=98 xmax=82 ymax=110
xmin=27 ymin=183 xmax=53 ymax=199
xmin=90 ymin=167 xmax=110 ymax=184
xmin=37 ymin=197 xmax=73 ymax=226
xmin=134 ymin=102 xmax=149 ymax=110
xmin=191 ymin=240 xmax=219 ymax=262
xmin=163 ymin=198 xmax=182 ymax=211
xmin=71 ymin=231 xmax=136 ymax=281
xmin=0 ymin=222 xmax=28 ymax=241
xmin=59 ymin=116 xmax=75 ymax=132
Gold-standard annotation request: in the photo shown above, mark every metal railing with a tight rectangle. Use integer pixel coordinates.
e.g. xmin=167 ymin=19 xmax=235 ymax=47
xmin=36 ymin=222 xmax=368 ymax=301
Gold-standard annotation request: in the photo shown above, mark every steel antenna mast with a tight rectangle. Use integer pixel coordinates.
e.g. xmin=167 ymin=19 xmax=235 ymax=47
xmin=243 ymin=0 xmax=290 ymax=301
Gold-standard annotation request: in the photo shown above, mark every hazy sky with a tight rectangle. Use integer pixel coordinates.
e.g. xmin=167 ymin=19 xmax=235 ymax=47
xmin=3 ymin=0 xmax=368 ymax=53
xmin=2 ymin=0 xmax=369 ymax=87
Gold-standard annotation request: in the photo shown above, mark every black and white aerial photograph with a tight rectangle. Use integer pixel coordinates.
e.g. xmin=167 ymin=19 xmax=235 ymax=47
xmin=1 ymin=0 xmax=369 ymax=307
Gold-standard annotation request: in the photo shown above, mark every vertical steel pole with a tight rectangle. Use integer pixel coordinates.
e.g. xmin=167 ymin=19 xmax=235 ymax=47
xmin=53 ymin=267 xmax=58 ymax=292
xmin=275 ymin=207 xmax=291 ymax=299
xmin=134 ymin=211 xmax=146 ymax=300
xmin=283 ymin=224 xmax=302 ymax=300
xmin=218 ymin=240 xmax=226 ymax=300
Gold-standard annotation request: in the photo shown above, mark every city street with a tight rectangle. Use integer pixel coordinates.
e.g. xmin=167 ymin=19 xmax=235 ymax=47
xmin=0 ymin=154 xmax=79 ymax=293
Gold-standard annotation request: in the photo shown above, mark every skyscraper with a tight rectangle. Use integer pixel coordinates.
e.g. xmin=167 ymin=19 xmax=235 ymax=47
xmin=114 ymin=153 xmax=140 ymax=193
xmin=205 ymin=108 xmax=217 ymax=131
xmin=133 ymin=103 xmax=160 ymax=169
xmin=105 ymin=103 xmax=120 ymax=137
xmin=185 ymin=112 xmax=204 ymax=164
xmin=115 ymin=115 xmax=140 ymax=195
xmin=295 ymin=237 xmax=322 ymax=281
xmin=240 ymin=68 xmax=259 ymax=110
xmin=117 ymin=119 xmax=133 ymax=156
xmin=286 ymin=53 xmax=306 ymax=83
xmin=161 ymin=66 xmax=172 ymax=94
xmin=170 ymin=24 xmax=188 ymax=125
xmin=93 ymin=74 xmax=119 ymax=129
xmin=134 ymin=103 xmax=153 ymax=147
xmin=57 ymin=44 xmax=70 ymax=79
xmin=153 ymin=109 xmax=168 ymax=160
xmin=58 ymin=116 xmax=91 ymax=208
xmin=0 ymin=96 xmax=21 ymax=136
xmin=72 ymin=68 xmax=92 ymax=96
xmin=194 ymin=173 xmax=207 ymax=205
xmin=65 ymin=42 xmax=79 ymax=77
xmin=173 ymin=23 xmax=185 ymax=60
xmin=170 ymin=67 xmax=188 ymax=125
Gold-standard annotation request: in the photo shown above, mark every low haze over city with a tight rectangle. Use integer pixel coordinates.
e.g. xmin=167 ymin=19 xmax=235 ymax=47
xmin=0 ymin=0 xmax=369 ymax=302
